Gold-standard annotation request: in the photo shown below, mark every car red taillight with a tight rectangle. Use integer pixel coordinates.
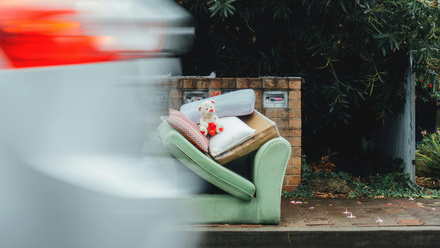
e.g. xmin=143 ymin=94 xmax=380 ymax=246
xmin=0 ymin=7 xmax=165 ymax=68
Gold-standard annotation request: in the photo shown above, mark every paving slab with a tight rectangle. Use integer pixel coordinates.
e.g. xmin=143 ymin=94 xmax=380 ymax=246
xmin=185 ymin=198 xmax=440 ymax=247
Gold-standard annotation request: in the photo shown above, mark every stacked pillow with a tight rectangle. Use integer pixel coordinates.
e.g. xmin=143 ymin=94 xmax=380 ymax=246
xmin=166 ymin=109 xmax=256 ymax=157
xmin=165 ymin=89 xmax=276 ymax=163
xmin=206 ymin=116 xmax=256 ymax=157
xmin=167 ymin=109 xmax=209 ymax=153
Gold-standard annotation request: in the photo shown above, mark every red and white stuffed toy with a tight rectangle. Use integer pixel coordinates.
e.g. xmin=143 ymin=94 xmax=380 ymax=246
xmin=199 ymin=100 xmax=223 ymax=136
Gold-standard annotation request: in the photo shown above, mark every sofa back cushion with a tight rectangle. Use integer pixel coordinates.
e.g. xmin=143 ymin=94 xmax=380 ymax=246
xmin=180 ymin=89 xmax=255 ymax=124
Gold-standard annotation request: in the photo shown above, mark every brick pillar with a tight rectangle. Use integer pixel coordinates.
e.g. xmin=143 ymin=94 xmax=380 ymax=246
xmin=167 ymin=77 xmax=302 ymax=192
xmin=284 ymin=78 xmax=302 ymax=192
xmin=257 ymin=78 xmax=302 ymax=192
xmin=168 ymin=77 xmax=183 ymax=110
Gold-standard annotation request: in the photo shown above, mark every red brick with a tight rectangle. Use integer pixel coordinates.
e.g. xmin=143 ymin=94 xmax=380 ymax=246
xmin=196 ymin=79 xmax=209 ymax=88
xmin=288 ymin=137 xmax=301 ymax=147
xmin=279 ymin=128 xmax=302 ymax=138
xmin=273 ymin=109 xmax=289 ymax=118
xmin=288 ymin=156 xmax=302 ymax=167
xmin=289 ymin=118 xmax=302 ymax=128
xmin=236 ymin=78 xmax=251 ymax=89
xmin=183 ymin=78 xmax=197 ymax=88
xmin=250 ymin=78 xmax=262 ymax=88
xmin=289 ymin=90 xmax=301 ymax=100
xmin=170 ymin=78 xmax=182 ymax=88
xmin=221 ymin=78 xmax=236 ymax=88
xmin=255 ymin=99 xmax=262 ymax=109
xmin=276 ymin=78 xmax=289 ymax=89
xmin=289 ymin=100 xmax=301 ymax=109
xmin=254 ymin=89 xmax=262 ymax=99
xmin=291 ymin=147 xmax=301 ymax=156
xmin=285 ymin=175 xmax=301 ymax=185
xmin=209 ymin=78 xmax=222 ymax=88
xmin=262 ymin=78 xmax=276 ymax=89
xmin=284 ymin=166 xmax=294 ymax=175
xmin=283 ymin=176 xmax=288 ymax=185
xmin=262 ymin=78 xmax=289 ymax=89
xmin=289 ymin=109 xmax=301 ymax=118
xmin=284 ymin=134 xmax=294 ymax=142
xmin=288 ymin=78 xmax=302 ymax=90
xmin=285 ymin=165 xmax=301 ymax=175
xmin=169 ymin=90 xmax=182 ymax=99
xmin=279 ymin=128 xmax=297 ymax=137
xmin=273 ymin=118 xmax=289 ymax=128
xmin=291 ymin=129 xmax=301 ymax=137
xmin=263 ymin=109 xmax=277 ymax=118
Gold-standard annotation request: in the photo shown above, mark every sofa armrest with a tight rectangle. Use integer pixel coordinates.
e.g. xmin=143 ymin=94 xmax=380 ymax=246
xmin=252 ymin=137 xmax=290 ymax=221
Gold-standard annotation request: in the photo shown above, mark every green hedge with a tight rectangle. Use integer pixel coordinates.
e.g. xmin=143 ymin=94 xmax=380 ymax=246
xmin=177 ymin=0 xmax=440 ymax=159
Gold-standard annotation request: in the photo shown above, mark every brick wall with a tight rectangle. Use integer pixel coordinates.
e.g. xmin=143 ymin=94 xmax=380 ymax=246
xmin=166 ymin=77 xmax=302 ymax=192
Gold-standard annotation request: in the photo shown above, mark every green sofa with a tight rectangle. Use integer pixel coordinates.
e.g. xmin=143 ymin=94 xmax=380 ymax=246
xmin=157 ymin=120 xmax=291 ymax=224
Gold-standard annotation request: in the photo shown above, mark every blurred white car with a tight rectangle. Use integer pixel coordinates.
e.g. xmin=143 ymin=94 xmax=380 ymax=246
xmin=0 ymin=0 xmax=193 ymax=68
xmin=0 ymin=1 xmax=196 ymax=248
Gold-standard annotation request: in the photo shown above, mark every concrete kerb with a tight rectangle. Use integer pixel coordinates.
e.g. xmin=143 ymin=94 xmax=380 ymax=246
xmin=184 ymin=227 xmax=440 ymax=248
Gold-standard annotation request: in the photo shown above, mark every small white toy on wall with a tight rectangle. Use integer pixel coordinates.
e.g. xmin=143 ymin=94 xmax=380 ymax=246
xmin=199 ymin=100 xmax=224 ymax=136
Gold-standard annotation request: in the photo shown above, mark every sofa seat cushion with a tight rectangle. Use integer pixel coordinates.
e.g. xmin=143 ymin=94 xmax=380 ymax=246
xmin=158 ymin=121 xmax=256 ymax=201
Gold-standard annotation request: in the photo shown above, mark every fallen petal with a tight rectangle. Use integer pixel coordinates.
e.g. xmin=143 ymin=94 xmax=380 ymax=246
xmin=347 ymin=213 xmax=356 ymax=219
xmin=342 ymin=209 xmax=350 ymax=215
xmin=309 ymin=207 xmax=315 ymax=210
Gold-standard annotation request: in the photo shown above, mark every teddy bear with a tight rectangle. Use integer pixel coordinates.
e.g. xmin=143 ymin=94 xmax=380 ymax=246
xmin=199 ymin=100 xmax=223 ymax=136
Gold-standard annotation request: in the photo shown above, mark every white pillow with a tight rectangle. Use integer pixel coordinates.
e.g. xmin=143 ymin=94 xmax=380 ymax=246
xmin=180 ymin=89 xmax=255 ymax=124
xmin=209 ymin=117 xmax=256 ymax=157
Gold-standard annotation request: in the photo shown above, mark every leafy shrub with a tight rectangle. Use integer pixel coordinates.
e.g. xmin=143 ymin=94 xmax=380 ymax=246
xmin=284 ymin=154 xmax=440 ymax=199
xmin=309 ymin=153 xmax=337 ymax=173
xmin=416 ymin=130 xmax=440 ymax=180
xmin=359 ymin=173 xmax=416 ymax=198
